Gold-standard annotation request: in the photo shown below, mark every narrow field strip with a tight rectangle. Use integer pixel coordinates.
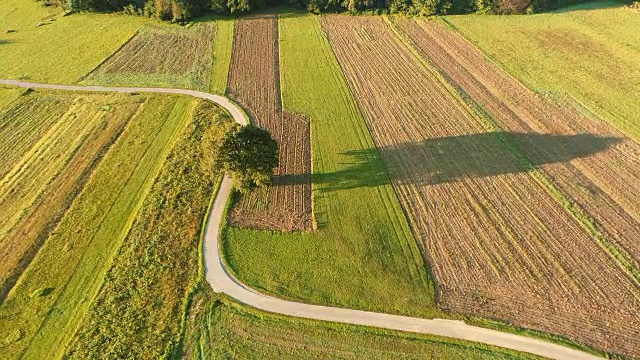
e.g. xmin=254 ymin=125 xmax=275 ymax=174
xmin=209 ymin=19 xmax=235 ymax=94
xmin=321 ymin=15 xmax=639 ymax=357
xmin=226 ymin=15 xmax=312 ymax=231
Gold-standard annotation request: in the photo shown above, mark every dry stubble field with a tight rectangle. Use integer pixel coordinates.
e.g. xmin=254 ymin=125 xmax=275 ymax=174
xmin=396 ymin=19 xmax=640 ymax=273
xmin=321 ymin=15 xmax=639 ymax=357
xmin=226 ymin=15 xmax=312 ymax=231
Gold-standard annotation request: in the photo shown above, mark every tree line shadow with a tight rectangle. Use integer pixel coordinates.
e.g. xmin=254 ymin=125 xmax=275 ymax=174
xmin=274 ymin=131 xmax=621 ymax=191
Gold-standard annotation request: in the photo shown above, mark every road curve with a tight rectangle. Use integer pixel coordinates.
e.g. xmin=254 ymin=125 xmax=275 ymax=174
xmin=0 ymin=79 xmax=602 ymax=360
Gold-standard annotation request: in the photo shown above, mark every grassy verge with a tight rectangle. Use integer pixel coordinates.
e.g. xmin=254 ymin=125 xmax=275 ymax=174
xmin=445 ymin=1 xmax=640 ymax=142
xmin=221 ymin=13 xmax=441 ymax=318
xmin=0 ymin=94 xmax=190 ymax=360
xmin=183 ymin=288 xmax=543 ymax=360
xmin=0 ymin=0 xmax=146 ymax=84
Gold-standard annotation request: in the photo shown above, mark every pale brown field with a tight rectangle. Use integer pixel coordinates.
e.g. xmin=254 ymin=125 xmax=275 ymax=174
xmin=322 ymin=15 xmax=640 ymax=356
xmin=226 ymin=16 xmax=312 ymax=231
xmin=396 ymin=18 xmax=640 ymax=272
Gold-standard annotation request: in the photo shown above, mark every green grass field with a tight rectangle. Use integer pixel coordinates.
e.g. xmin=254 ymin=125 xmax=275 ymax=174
xmin=0 ymin=0 xmax=146 ymax=84
xmin=221 ymin=13 xmax=440 ymax=318
xmin=0 ymin=91 xmax=192 ymax=359
xmin=209 ymin=18 xmax=235 ymax=93
xmin=446 ymin=1 xmax=640 ymax=141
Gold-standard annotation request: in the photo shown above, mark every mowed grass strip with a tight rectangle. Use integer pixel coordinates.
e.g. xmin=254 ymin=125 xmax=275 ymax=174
xmin=445 ymin=1 xmax=640 ymax=142
xmin=64 ymin=101 xmax=231 ymax=359
xmin=0 ymin=0 xmax=146 ymax=84
xmin=222 ymin=13 xmax=439 ymax=318
xmin=183 ymin=291 xmax=543 ymax=360
xmin=83 ymin=24 xmax=217 ymax=91
xmin=209 ymin=18 xmax=235 ymax=94
xmin=0 ymin=94 xmax=190 ymax=360
xmin=0 ymin=91 xmax=142 ymax=299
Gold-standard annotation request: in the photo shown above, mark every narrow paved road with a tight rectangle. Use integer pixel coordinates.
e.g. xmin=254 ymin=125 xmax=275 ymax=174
xmin=1 ymin=79 xmax=602 ymax=360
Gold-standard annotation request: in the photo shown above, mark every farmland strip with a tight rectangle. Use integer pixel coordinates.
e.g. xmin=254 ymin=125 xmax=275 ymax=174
xmin=226 ymin=16 xmax=312 ymax=231
xmin=85 ymin=24 xmax=216 ymax=91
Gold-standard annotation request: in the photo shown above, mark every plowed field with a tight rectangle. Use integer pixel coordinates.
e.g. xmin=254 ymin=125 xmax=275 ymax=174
xmin=227 ymin=16 xmax=312 ymax=231
xmin=396 ymin=19 xmax=640 ymax=274
xmin=322 ymin=15 xmax=640 ymax=357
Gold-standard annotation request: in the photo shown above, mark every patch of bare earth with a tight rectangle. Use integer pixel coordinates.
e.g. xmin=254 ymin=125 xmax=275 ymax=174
xmin=226 ymin=16 xmax=312 ymax=231
xmin=322 ymin=15 xmax=640 ymax=357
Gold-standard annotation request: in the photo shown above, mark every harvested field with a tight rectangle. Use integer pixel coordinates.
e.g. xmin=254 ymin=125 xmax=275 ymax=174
xmin=0 ymin=91 xmax=141 ymax=300
xmin=396 ymin=18 xmax=640 ymax=279
xmin=226 ymin=16 xmax=312 ymax=231
xmin=0 ymin=93 xmax=190 ymax=359
xmin=322 ymin=15 xmax=640 ymax=357
xmin=85 ymin=24 xmax=216 ymax=90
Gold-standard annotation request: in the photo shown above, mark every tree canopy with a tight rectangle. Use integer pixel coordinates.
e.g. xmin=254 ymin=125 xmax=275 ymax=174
xmin=54 ymin=0 xmax=594 ymax=22
xmin=215 ymin=124 xmax=278 ymax=193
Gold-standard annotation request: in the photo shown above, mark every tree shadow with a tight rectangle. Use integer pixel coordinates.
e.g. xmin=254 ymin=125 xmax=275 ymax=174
xmin=276 ymin=131 xmax=621 ymax=191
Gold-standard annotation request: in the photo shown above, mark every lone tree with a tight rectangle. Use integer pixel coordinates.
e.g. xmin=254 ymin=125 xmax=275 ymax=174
xmin=215 ymin=124 xmax=278 ymax=193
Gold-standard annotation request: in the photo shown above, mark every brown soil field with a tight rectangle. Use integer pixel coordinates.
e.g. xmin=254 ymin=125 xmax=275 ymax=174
xmin=396 ymin=19 xmax=640 ymax=274
xmin=86 ymin=24 xmax=216 ymax=90
xmin=322 ymin=15 xmax=640 ymax=357
xmin=0 ymin=92 xmax=142 ymax=300
xmin=226 ymin=16 xmax=312 ymax=231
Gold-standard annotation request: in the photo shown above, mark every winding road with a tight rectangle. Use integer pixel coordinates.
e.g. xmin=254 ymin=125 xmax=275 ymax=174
xmin=0 ymin=79 xmax=602 ymax=360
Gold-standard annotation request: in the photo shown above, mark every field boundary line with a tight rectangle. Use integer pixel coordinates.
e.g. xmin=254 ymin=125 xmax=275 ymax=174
xmin=77 ymin=27 xmax=143 ymax=84
xmin=0 ymin=79 xmax=603 ymax=360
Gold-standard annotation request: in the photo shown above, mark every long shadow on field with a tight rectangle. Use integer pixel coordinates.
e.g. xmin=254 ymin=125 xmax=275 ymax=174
xmin=280 ymin=131 xmax=621 ymax=191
